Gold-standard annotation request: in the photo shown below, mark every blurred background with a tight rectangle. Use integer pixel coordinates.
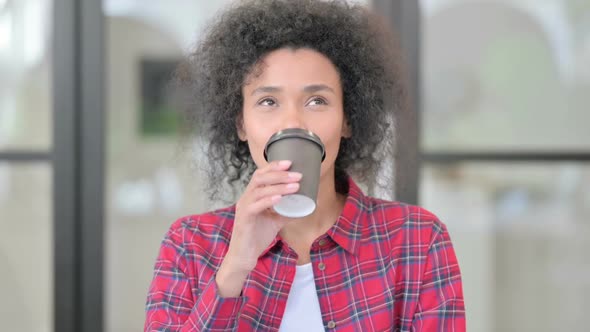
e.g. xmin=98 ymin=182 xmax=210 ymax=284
xmin=0 ymin=0 xmax=589 ymax=331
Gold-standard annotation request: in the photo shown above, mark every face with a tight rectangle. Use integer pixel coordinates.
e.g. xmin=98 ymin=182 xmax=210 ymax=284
xmin=239 ymin=48 xmax=350 ymax=182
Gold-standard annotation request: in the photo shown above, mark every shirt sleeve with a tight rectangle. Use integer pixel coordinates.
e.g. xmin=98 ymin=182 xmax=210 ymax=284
xmin=144 ymin=219 xmax=247 ymax=331
xmin=411 ymin=221 xmax=466 ymax=332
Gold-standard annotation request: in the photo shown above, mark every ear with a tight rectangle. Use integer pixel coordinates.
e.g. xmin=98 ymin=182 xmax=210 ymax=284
xmin=236 ymin=116 xmax=247 ymax=141
xmin=341 ymin=119 xmax=351 ymax=138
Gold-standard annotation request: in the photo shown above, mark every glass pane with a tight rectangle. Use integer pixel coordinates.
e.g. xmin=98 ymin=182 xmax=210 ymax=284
xmin=421 ymin=0 xmax=590 ymax=151
xmin=103 ymin=1 xmax=234 ymax=331
xmin=0 ymin=0 xmax=52 ymax=151
xmin=0 ymin=162 xmax=53 ymax=332
xmin=420 ymin=162 xmax=590 ymax=332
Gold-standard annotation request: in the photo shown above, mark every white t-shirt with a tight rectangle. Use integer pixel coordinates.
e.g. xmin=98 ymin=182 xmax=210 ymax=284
xmin=278 ymin=263 xmax=326 ymax=332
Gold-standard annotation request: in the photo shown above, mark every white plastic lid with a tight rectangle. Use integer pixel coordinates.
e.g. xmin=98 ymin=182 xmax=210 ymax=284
xmin=272 ymin=194 xmax=316 ymax=218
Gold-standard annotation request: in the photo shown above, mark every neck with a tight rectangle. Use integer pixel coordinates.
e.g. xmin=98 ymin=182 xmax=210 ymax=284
xmin=279 ymin=169 xmax=346 ymax=248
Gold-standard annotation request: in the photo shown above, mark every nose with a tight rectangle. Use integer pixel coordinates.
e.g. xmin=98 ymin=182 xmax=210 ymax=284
xmin=280 ymin=105 xmax=307 ymax=130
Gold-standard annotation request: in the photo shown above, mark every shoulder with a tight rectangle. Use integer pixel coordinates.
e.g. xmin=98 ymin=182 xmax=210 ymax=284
xmin=362 ymin=196 xmax=448 ymax=245
xmin=164 ymin=205 xmax=236 ymax=250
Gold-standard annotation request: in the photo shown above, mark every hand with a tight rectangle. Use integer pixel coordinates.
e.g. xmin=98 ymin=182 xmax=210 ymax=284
xmin=216 ymin=160 xmax=301 ymax=297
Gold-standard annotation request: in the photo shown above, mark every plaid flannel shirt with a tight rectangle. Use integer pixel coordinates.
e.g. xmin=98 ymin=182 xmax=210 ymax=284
xmin=145 ymin=177 xmax=465 ymax=331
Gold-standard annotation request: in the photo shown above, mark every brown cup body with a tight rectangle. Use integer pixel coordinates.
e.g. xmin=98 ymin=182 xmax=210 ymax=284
xmin=264 ymin=129 xmax=325 ymax=217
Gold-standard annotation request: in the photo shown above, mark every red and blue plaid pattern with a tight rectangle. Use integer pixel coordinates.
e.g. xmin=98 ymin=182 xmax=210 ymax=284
xmin=145 ymin=178 xmax=465 ymax=331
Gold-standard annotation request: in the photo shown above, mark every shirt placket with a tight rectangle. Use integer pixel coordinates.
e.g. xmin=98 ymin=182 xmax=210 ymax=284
xmin=311 ymin=237 xmax=340 ymax=331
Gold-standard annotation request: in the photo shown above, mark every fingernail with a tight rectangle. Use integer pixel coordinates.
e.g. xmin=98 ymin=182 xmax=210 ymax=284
xmin=286 ymin=183 xmax=299 ymax=189
xmin=288 ymin=172 xmax=302 ymax=179
xmin=278 ymin=160 xmax=292 ymax=167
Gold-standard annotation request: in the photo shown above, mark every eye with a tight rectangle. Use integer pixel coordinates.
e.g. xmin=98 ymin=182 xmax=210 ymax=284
xmin=307 ymin=97 xmax=328 ymax=106
xmin=258 ymin=97 xmax=277 ymax=106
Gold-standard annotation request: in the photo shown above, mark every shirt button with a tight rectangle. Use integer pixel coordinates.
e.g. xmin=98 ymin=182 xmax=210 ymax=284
xmin=318 ymin=238 xmax=327 ymax=246
xmin=327 ymin=321 xmax=336 ymax=329
xmin=318 ymin=262 xmax=326 ymax=271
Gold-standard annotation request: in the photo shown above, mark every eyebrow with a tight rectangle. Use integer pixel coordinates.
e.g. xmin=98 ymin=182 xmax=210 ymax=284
xmin=250 ymin=84 xmax=335 ymax=96
xmin=251 ymin=86 xmax=282 ymax=96
xmin=303 ymin=84 xmax=335 ymax=94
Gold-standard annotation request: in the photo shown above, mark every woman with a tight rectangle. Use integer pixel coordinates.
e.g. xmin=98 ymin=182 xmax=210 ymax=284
xmin=145 ymin=1 xmax=465 ymax=331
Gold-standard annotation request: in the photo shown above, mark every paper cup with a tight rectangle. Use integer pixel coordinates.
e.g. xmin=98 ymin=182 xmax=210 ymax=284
xmin=264 ymin=128 xmax=325 ymax=218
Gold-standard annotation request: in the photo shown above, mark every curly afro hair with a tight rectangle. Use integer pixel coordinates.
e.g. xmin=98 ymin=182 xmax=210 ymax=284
xmin=176 ymin=0 xmax=407 ymax=201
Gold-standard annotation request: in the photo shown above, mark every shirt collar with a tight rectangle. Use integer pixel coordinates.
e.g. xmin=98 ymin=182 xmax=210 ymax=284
xmin=326 ymin=176 xmax=365 ymax=255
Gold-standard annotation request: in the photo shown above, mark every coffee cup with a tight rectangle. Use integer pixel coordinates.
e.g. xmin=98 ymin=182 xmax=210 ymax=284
xmin=264 ymin=128 xmax=325 ymax=218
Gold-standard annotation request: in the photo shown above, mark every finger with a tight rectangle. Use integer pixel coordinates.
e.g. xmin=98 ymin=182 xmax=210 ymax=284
xmin=250 ymin=170 xmax=302 ymax=188
xmin=257 ymin=160 xmax=293 ymax=175
xmin=251 ymin=182 xmax=299 ymax=201
xmin=246 ymin=194 xmax=283 ymax=216
xmin=242 ymin=160 xmax=298 ymax=203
